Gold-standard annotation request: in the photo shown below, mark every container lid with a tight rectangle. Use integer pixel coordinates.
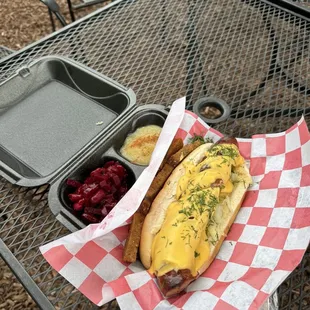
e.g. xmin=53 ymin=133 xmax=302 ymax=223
xmin=0 ymin=56 xmax=136 ymax=187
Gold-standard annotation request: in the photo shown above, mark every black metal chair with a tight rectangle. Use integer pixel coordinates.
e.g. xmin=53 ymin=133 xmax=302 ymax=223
xmin=40 ymin=0 xmax=114 ymax=29
xmin=40 ymin=0 xmax=68 ymax=32
xmin=64 ymin=0 xmax=115 ymax=22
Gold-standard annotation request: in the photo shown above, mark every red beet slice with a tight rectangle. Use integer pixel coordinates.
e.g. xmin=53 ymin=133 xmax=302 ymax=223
xmin=99 ymin=180 xmax=112 ymax=192
xmin=106 ymin=166 xmax=120 ymax=177
xmin=90 ymin=190 xmax=106 ymax=205
xmin=117 ymin=164 xmax=127 ymax=175
xmin=110 ymin=186 xmax=117 ymax=194
xmin=84 ymin=197 xmax=91 ymax=208
xmin=84 ymin=207 xmax=102 ymax=215
xmin=92 ymin=174 xmax=108 ymax=182
xmin=84 ymin=176 xmax=96 ymax=184
xmin=80 ymin=183 xmax=100 ymax=198
xmin=119 ymin=185 xmax=128 ymax=194
xmin=73 ymin=199 xmax=84 ymax=211
xmin=81 ymin=213 xmax=99 ymax=223
xmin=68 ymin=194 xmax=82 ymax=202
xmin=90 ymin=167 xmax=104 ymax=177
xmin=101 ymin=206 xmax=108 ymax=217
xmin=67 ymin=179 xmax=82 ymax=188
xmin=104 ymin=161 xmax=116 ymax=168
xmin=114 ymin=164 xmax=127 ymax=179
xmin=111 ymin=174 xmax=121 ymax=187
xmin=104 ymin=194 xmax=115 ymax=203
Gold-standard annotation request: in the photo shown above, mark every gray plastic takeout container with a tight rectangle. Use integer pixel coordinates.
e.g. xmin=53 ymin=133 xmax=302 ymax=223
xmin=0 ymin=55 xmax=168 ymax=231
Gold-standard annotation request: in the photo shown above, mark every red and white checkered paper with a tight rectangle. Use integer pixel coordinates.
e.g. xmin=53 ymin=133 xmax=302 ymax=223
xmin=40 ymin=97 xmax=310 ymax=310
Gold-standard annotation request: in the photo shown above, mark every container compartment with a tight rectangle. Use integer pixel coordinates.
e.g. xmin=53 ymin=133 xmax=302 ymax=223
xmin=114 ymin=111 xmax=166 ymax=165
xmin=48 ymin=105 xmax=168 ymax=231
xmin=59 ymin=154 xmax=137 ymax=226
xmin=0 ymin=56 xmax=135 ymax=187
xmin=42 ymin=58 xmax=130 ymax=114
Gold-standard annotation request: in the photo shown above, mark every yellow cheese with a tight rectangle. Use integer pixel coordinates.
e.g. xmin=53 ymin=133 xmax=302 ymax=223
xmin=195 ymin=223 xmax=211 ymax=272
xmin=151 ymin=188 xmax=219 ymax=276
xmin=150 ymin=143 xmax=245 ymax=277
xmin=221 ymin=180 xmax=234 ymax=195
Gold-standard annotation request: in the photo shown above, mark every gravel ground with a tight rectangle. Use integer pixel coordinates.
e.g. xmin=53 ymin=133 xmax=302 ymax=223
xmin=0 ymin=1 xmax=110 ymax=309
xmin=0 ymin=0 xmax=111 ymax=50
xmin=0 ymin=259 xmax=38 ymax=310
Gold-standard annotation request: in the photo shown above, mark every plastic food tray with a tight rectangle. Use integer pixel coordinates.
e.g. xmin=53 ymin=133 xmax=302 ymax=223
xmin=0 ymin=56 xmax=168 ymax=231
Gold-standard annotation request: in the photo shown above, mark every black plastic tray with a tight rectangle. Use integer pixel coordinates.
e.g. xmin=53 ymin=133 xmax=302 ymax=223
xmin=0 ymin=56 xmax=136 ymax=187
xmin=48 ymin=105 xmax=168 ymax=231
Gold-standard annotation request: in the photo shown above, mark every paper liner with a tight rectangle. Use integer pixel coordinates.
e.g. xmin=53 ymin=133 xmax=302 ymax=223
xmin=40 ymin=97 xmax=310 ymax=309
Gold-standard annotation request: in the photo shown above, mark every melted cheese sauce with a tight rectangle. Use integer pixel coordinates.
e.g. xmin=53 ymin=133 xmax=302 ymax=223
xmin=120 ymin=125 xmax=162 ymax=165
xmin=150 ymin=143 xmax=244 ymax=277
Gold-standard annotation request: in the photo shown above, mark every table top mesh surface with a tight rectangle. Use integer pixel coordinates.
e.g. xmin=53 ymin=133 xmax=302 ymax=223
xmin=0 ymin=0 xmax=309 ymax=309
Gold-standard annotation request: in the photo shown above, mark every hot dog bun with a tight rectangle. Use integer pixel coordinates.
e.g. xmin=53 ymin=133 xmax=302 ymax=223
xmin=140 ymin=138 xmax=252 ymax=297
xmin=194 ymin=169 xmax=250 ymax=275
xmin=140 ymin=143 xmax=213 ymax=269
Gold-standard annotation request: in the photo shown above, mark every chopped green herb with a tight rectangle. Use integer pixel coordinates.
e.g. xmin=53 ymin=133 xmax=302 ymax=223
xmin=210 ymin=240 xmax=217 ymax=246
xmin=210 ymin=145 xmax=239 ymax=160
xmin=208 ymin=218 xmax=215 ymax=226
xmin=189 ymin=135 xmax=214 ymax=144
xmin=242 ymin=180 xmax=247 ymax=188
xmin=189 ymin=134 xmax=205 ymax=143
xmin=220 ymin=157 xmax=230 ymax=165
xmin=190 ymin=225 xmax=198 ymax=239
xmin=194 ymin=251 xmax=200 ymax=258
xmin=189 ymin=179 xmax=195 ymax=187
xmin=181 ymin=232 xmax=192 ymax=247
xmin=205 ymin=137 xmax=214 ymax=143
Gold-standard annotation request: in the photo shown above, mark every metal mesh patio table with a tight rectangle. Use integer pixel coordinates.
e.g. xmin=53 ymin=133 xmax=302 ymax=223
xmin=0 ymin=0 xmax=309 ymax=309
